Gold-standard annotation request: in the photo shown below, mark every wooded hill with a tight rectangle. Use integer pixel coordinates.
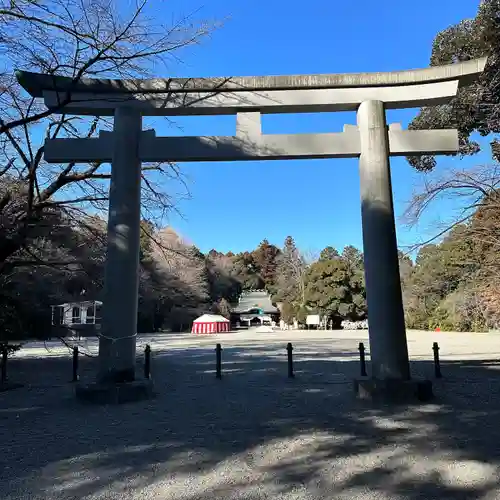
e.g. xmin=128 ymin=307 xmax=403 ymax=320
xmin=1 ymin=199 xmax=500 ymax=341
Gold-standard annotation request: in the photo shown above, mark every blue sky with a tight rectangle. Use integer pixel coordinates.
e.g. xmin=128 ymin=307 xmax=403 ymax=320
xmin=144 ymin=0 xmax=484 ymax=255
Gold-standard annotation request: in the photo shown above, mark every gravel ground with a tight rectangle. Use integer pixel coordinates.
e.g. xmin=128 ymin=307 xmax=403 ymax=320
xmin=1 ymin=328 xmax=500 ymax=499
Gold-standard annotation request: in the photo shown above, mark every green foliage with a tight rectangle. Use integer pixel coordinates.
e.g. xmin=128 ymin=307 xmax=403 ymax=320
xmin=402 ymin=195 xmax=500 ymax=332
xmin=304 ymin=252 xmax=366 ymax=324
xmin=4 ymin=205 xmax=498 ymax=337
xmin=231 ymin=252 xmax=265 ymax=290
xmin=251 ymin=239 xmax=280 ymax=290
xmin=408 ymin=0 xmax=500 ymax=170
xmin=320 ymin=246 xmax=339 ymax=261
xmin=3 ymin=186 xmax=497 ymax=338
xmin=341 ymin=246 xmax=363 ymax=272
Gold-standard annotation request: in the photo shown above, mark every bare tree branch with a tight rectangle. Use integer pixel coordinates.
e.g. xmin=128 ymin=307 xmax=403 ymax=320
xmin=0 ymin=0 xmax=216 ymax=271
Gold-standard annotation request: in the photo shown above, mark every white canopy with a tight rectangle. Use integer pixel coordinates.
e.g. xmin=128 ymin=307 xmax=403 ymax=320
xmin=193 ymin=314 xmax=229 ymax=323
xmin=192 ymin=313 xmax=230 ymax=334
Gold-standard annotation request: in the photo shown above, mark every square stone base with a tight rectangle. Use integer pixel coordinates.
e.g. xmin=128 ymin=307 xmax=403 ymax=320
xmin=353 ymin=378 xmax=433 ymax=403
xmin=75 ymin=379 xmax=155 ymax=404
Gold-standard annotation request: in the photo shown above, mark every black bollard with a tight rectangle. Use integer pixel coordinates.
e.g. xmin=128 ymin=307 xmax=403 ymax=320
xmin=215 ymin=343 xmax=222 ymax=379
xmin=286 ymin=342 xmax=294 ymax=378
xmin=1 ymin=346 xmax=7 ymax=383
xmin=72 ymin=346 xmax=79 ymax=382
xmin=433 ymin=342 xmax=442 ymax=378
xmin=144 ymin=344 xmax=151 ymax=380
xmin=358 ymin=342 xmax=367 ymax=377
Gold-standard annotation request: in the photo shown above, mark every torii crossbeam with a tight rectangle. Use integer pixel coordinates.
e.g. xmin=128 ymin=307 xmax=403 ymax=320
xmin=43 ymin=122 xmax=458 ymax=163
xmin=16 ymin=56 xmax=487 ymax=403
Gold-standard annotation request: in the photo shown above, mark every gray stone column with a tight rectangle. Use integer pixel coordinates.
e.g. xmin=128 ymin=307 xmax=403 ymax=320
xmin=98 ymin=107 xmax=142 ymax=383
xmin=357 ymin=100 xmax=410 ymax=380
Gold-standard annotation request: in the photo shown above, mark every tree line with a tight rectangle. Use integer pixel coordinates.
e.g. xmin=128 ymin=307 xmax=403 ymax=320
xmin=3 ymin=195 xmax=500 ymax=345
xmin=401 ymin=191 xmax=500 ymax=332
xmin=402 ymin=0 xmax=500 ymax=332
xmin=208 ymin=190 xmax=500 ymax=333
xmin=206 ymin=238 xmax=367 ymax=328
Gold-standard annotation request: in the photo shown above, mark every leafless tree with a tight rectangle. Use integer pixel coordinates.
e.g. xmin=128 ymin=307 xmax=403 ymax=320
xmin=401 ymin=162 xmax=500 ymax=252
xmin=0 ymin=0 xmax=216 ymax=272
xmin=275 ymin=245 xmax=307 ymax=306
xmin=151 ymin=227 xmax=208 ymax=299
xmin=401 ymin=161 xmax=500 ymax=329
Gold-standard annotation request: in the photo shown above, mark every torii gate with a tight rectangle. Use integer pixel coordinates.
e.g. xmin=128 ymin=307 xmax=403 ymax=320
xmin=17 ymin=56 xmax=487 ymax=402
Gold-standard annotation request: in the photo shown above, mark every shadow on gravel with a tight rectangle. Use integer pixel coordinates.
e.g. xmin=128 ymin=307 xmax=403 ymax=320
xmin=0 ymin=341 xmax=500 ymax=499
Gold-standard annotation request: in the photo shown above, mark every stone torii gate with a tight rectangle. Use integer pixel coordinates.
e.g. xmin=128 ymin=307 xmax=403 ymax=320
xmin=17 ymin=56 xmax=487 ymax=402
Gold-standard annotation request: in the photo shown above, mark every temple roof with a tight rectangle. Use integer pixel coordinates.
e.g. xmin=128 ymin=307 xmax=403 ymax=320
xmin=232 ymin=290 xmax=279 ymax=314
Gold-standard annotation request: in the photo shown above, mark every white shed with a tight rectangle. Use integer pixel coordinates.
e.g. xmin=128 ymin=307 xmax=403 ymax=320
xmin=51 ymin=300 xmax=102 ymax=327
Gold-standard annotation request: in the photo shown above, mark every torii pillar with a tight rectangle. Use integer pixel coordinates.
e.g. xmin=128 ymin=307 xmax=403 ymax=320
xmin=358 ymin=100 xmax=410 ymax=380
xmin=98 ymin=107 xmax=142 ymax=385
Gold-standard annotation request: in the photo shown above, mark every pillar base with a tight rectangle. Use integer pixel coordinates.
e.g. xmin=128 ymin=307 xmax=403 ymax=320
xmin=98 ymin=367 xmax=136 ymax=384
xmin=75 ymin=379 xmax=154 ymax=404
xmin=353 ymin=377 xmax=433 ymax=403
xmin=0 ymin=381 xmax=24 ymax=392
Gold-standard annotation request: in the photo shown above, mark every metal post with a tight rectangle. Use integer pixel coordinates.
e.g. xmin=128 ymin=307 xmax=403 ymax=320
xmin=1 ymin=346 xmax=7 ymax=383
xmin=215 ymin=343 xmax=222 ymax=379
xmin=433 ymin=342 xmax=442 ymax=378
xmin=286 ymin=342 xmax=294 ymax=378
xmin=144 ymin=344 xmax=151 ymax=380
xmin=72 ymin=346 xmax=79 ymax=382
xmin=359 ymin=342 xmax=367 ymax=377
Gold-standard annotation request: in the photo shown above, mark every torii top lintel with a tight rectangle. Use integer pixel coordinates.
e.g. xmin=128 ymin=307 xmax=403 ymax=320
xmin=15 ymin=57 xmax=487 ymax=116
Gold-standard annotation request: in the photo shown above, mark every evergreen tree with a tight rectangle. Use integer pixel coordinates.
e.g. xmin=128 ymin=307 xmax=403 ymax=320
xmin=232 ymin=251 xmax=265 ymax=290
xmin=252 ymin=239 xmax=281 ymax=290
xmin=304 ymin=246 xmax=366 ymax=326
xmin=320 ymin=246 xmax=339 ymax=261
xmin=409 ymin=0 xmax=499 ymax=171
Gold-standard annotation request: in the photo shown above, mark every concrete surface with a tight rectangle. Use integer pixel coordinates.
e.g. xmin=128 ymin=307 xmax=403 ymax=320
xmin=97 ymin=107 xmax=142 ymax=384
xmin=1 ymin=328 xmax=500 ymax=499
xmin=358 ymin=99 xmax=410 ymax=380
xmin=353 ymin=377 xmax=434 ymax=403
xmin=41 ymin=80 xmax=461 ymax=115
xmin=43 ymin=126 xmax=459 ymax=163
xmin=75 ymin=379 xmax=155 ymax=404
xmin=17 ymin=57 xmax=486 ymax=95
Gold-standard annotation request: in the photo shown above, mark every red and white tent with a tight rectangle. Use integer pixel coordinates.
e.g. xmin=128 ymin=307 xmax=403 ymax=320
xmin=191 ymin=314 xmax=230 ymax=334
